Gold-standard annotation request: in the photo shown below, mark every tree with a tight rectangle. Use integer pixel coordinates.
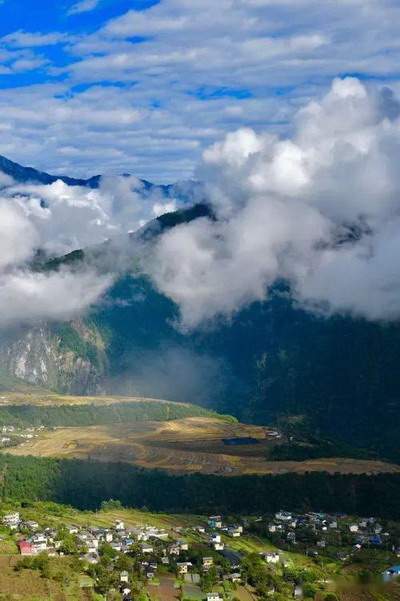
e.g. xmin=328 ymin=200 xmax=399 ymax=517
xmin=101 ymin=499 xmax=123 ymax=511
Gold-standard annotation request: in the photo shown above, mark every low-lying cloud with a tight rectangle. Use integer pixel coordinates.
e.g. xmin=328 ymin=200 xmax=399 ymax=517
xmin=3 ymin=76 xmax=400 ymax=332
xmin=0 ymin=201 xmax=112 ymax=327
xmin=143 ymin=77 xmax=400 ymax=328
xmin=3 ymin=176 xmax=179 ymax=256
xmin=0 ymin=165 xmax=182 ymax=328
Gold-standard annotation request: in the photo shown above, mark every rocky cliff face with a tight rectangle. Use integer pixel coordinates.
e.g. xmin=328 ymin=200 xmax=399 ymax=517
xmin=0 ymin=320 xmax=107 ymax=394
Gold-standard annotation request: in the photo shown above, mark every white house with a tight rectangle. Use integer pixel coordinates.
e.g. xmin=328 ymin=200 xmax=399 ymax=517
xmin=3 ymin=512 xmax=20 ymax=529
xmin=207 ymin=593 xmax=222 ymax=601
xmin=224 ymin=573 xmax=241 ymax=583
xmin=275 ymin=511 xmax=292 ymax=522
xmin=264 ymin=552 xmax=280 ymax=564
xmin=202 ymin=557 xmax=214 ymax=570
xmin=177 ymin=561 xmax=192 ymax=575
xmin=25 ymin=521 xmax=39 ymax=531
xmin=208 ymin=516 xmax=223 ymax=529
xmin=168 ymin=543 xmax=181 ymax=556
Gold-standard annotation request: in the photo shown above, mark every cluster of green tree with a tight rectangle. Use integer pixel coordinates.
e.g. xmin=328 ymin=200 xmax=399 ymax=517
xmin=86 ymin=267 xmax=400 ymax=462
xmin=9 ymin=203 xmax=400 ymax=464
xmin=268 ymin=437 xmax=374 ymax=462
xmin=0 ymin=400 xmax=218 ymax=428
xmin=240 ymin=553 xmax=322 ymax=599
xmin=52 ymin=323 xmax=104 ymax=370
xmin=1 ymin=453 xmax=400 ymax=518
xmin=87 ymin=542 xmax=138 ymax=595
xmin=15 ymin=552 xmax=80 ymax=586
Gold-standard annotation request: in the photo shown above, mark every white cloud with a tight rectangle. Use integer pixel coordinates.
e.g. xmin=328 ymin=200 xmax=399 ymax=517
xmin=0 ymin=174 xmax=184 ymax=256
xmin=11 ymin=57 xmax=48 ymax=72
xmin=0 ymin=269 xmax=112 ymax=327
xmin=68 ymin=0 xmax=101 ymax=15
xmin=2 ymin=1 xmax=400 ymax=181
xmin=0 ymin=166 xmax=187 ymax=329
xmin=1 ymin=31 xmax=66 ymax=48
xmin=0 ymin=200 xmax=112 ymax=327
xmin=143 ymin=78 xmax=400 ymax=327
xmin=0 ymin=201 xmax=38 ymax=269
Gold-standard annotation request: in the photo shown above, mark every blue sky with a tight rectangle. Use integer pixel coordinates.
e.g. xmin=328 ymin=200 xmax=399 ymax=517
xmin=0 ymin=0 xmax=399 ymax=182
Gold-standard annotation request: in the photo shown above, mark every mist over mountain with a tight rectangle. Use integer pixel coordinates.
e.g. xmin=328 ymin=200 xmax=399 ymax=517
xmin=1 ymin=78 xmax=400 ymax=463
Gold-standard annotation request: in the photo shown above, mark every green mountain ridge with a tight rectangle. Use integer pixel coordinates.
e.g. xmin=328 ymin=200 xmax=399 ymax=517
xmin=0 ymin=204 xmax=399 ymax=462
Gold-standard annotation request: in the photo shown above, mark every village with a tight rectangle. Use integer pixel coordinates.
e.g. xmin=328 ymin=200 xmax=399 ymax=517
xmin=1 ymin=503 xmax=400 ymax=600
xmin=0 ymin=424 xmax=44 ymax=448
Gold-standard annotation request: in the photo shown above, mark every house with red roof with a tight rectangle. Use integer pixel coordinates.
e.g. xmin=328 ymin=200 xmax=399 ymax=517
xmin=18 ymin=540 xmax=35 ymax=556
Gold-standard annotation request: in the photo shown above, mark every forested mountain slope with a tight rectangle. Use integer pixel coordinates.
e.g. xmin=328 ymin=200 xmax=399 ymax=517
xmin=0 ymin=156 xmax=399 ymax=462
xmin=0 ymin=205 xmax=398 ymax=462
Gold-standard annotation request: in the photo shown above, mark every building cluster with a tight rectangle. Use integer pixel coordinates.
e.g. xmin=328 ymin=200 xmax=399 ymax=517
xmin=2 ymin=511 xmax=246 ymax=601
xmin=0 ymin=425 xmax=44 ymax=446
xmin=5 ymin=507 xmax=399 ymax=599
xmin=265 ymin=509 xmax=396 ymax=559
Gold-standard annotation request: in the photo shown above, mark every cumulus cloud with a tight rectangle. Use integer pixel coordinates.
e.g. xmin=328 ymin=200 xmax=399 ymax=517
xmin=0 ymin=201 xmax=112 ymax=328
xmin=0 ymin=269 xmax=112 ymax=327
xmin=0 ymin=201 xmax=38 ymax=269
xmin=4 ymin=0 xmax=400 ymax=182
xmin=143 ymin=78 xmax=400 ymax=327
xmin=0 ymin=135 xmax=191 ymax=328
xmin=0 ymin=159 xmax=189 ymax=327
xmin=0 ymin=175 xmax=181 ymax=256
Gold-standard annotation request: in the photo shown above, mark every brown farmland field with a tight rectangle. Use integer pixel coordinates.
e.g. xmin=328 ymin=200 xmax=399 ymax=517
xmin=4 ymin=416 xmax=400 ymax=476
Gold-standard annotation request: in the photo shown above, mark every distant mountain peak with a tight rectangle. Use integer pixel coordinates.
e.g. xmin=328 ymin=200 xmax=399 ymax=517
xmin=0 ymin=154 xmax=102 ymax=188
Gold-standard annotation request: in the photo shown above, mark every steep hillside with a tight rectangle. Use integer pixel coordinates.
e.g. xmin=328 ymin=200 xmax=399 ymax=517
xmin=87 ymin=274 xmax=400 ymax=461
xmin=0 ymin=321 xmax=107 ymax=395
xmin=0 ymin=154 xmax=400 ymax=462
xmin=2 ymin=275 xmax=398 ymax=463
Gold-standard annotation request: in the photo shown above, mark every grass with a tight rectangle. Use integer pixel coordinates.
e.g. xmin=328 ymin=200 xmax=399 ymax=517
xmin=0 ymin=392 xmax=207 ymax=407
xmin=3 ymin=417 xmax=272 ymax=476
xmin=5 ymin=417 xmax=399 ymax=477
xmin=224 ymin=533 xmax=340 ymax=573
xmin=0 ymin=371 xmax=51 ymax=395
xmin=0 ymin=555 xmax=86 ymax=601
xmin=0 ymin=536 xmax=18 ymax=554
xmin=7 ymin=500 xmax=204 ymax=531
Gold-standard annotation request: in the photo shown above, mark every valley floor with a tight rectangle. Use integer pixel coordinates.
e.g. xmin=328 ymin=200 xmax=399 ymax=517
xmin=4 ymin=417 xmax=400 ymax=477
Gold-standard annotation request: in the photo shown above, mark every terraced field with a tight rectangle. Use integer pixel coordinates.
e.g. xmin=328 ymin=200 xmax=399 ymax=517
xmin=5 ymin=416 xmax=400 ymax=476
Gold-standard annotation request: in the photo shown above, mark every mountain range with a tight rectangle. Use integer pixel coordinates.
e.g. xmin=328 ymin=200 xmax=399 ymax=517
xmin=0 ymin=155 xmax=399 ymax=463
